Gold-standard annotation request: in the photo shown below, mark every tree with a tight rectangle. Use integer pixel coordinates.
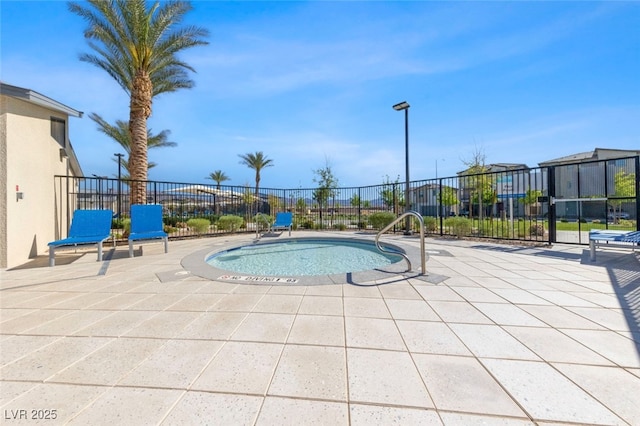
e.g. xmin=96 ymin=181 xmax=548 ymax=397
xmin=296 ymin=198 xmax=307 ymax=215
xmin=313 ymin=160 xmax=339 ymax=227
xmin=460 ymin=146 xmax=490 ymax=221
xmin=380 ymin=175 xmax=402 ymax=212
xmin=89 ymin=113 xmax=176 ymax=179
xmin=238 ymin=152 xmax=274 ymax=202
xmin=350 ymin=194 xmax=361 ymax=208
xmin=520 ymin=189 xmax=542 ymax=219
xmin=69 ymin=0 xmax=209 ymax=204
xmin=267 ymin=194 xmax=282 ymax=216
xmin=610 ymin=170 xmax=635 ymax=223
xmin=440 ymin=186 xmax=459 ymax=216
xmin=241 ymin=183 xmax=255 ymax=221
xmin=206 ymin=170 xmax=230 ymax=189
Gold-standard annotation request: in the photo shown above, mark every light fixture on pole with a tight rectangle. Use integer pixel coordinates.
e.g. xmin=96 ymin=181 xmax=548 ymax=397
xmin=392 ymin=101 xmax=411 ymax=235
xmin=114 ymin=153 xmax=124 ymax=218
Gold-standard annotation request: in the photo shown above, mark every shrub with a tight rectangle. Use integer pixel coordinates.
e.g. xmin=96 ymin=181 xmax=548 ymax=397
xmin=187 ymin=218 xmax=211 ymax=234
xmin=368 ymin=212 xmax=396 ymax=230
xmin=255 ymin=214 xmax=273 ymax=223
xmin=529 ymin=223 xmax=545 ymax=237
xmin=216 ymin=215 xmax=244 ymax=231
xmin=111 ymin=218 xmax=131 ymax=238
xmin=121 ymin=218 xmax=131 ymax=236
xmin=300 ymin=219 xmax=315 ymax=229
xmin=422 ymin=216 xmax=437 ymax=232
xmin=198 ymin=214 xmax=219 ymax=223
xmin=618 ymin=219 xmax=635 ymax=227
xmin=333 ymin=223 xmax=347 ymax=231
xmin=163 ymin=216 xmax=180 ymax=227
xmin=444 ymin=216 xmax=471 ymax=237
xmin=254 ymin=214 xmax=272 ymax=232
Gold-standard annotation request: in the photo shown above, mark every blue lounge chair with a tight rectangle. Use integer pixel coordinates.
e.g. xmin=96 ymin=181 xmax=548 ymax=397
xmin=270 ymin=212 xmax=293 ymax=236
xmin=589 ymin=230 xmax=640 ymax=261
xmin=128 ymin=204 xmax=168 ymax=257
xmin=48 ymin=209 xmax=113 ymax=267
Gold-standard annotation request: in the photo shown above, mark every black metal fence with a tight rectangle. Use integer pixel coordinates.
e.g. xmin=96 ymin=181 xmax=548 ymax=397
xmin=54 ymin=155 xmax=639 ymax=244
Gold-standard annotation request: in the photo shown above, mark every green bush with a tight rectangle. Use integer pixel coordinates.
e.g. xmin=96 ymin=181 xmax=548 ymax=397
xmin=256 ymin=214 xmax=273 ymax=222
xmin=216 ymin=215 xmax=244 ymax=231
xmin=254 ymin=214 xmax=273 ymax=230
xmin=187 ymin=218 xmax=211 ymax=234
xmin=112 ymin=218 xmax=131 ymax=239
xmin=618 ymin=219 xmax=635 ymax=228
xmin=163 ymin=216 xmax=180 ymax=227
xmin=299 ymin=219 xmax=315 ymax=229
xmin=201 ymin=214 xmax=220 ymax=223
xmin=444 ymin=216 xmax=471 ymax=237
xmin=368 ymin=212 xmax=396 ymax=230
xmin=122 ymin=218 xmax=131 ymax=235
xmin=333 ymin=223 xmax=347 ymax=231
xmin=422 ymin=216 xmax=437 ymax=232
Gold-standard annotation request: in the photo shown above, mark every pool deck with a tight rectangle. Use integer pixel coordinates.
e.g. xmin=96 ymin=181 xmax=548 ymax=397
xmin=1 ymin=231 xmax=639 ymax=425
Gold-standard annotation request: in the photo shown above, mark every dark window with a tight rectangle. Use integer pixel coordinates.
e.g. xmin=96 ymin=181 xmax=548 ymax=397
xmin=51 ymin=117 xmax=66 ymax=148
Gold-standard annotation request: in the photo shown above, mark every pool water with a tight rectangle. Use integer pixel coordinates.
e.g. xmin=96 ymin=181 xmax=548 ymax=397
xmin=206 ymin=238 xmax=403 ymax=276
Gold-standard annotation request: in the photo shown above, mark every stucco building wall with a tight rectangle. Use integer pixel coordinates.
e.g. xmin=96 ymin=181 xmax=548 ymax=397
xmin=1 ymin=87 xmax=82 ymax=269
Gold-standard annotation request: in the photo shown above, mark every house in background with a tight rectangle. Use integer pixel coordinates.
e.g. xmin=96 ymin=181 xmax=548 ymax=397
xmin=537 ymin=148 xmax=640 ymax=167
xmin=411 ymin=183 xmax=460 ymax=217
xmin=457 ymin=163 xmax=530 ymax=218
xmin=1 ymin=83 xmax=84 ymax=269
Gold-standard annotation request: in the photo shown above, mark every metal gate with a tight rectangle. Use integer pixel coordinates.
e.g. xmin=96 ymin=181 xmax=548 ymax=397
xmin=548 ymin=156 xmax=639 ymax=244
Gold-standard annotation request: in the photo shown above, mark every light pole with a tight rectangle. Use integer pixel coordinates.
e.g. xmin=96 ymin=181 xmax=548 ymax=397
xmin=393 ymin=101 xmax=411 ymax=234
xmin=114 ymin=153 xmax=124 ymax=218
xmin=91 ymin=174 xmax=105 ymax=209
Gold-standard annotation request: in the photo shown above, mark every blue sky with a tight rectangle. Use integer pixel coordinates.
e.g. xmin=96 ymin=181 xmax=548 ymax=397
xmin=2 ymin=1 xmax=639 ymax=189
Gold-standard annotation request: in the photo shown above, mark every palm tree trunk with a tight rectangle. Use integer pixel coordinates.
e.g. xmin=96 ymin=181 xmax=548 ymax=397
xmin=129 ymin=70 xmax=152 ymax=206
xmin=254 ymin=172 xmax=260 ymax=213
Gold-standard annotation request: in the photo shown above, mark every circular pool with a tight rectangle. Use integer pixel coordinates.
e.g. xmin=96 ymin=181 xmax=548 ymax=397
xmin=181 ymin=236 xmax=412 ymax=285
xmin=206 ymin=238 xmax=404 ymax=276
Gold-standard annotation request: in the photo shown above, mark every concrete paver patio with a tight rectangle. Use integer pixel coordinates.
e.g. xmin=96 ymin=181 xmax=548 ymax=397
xmin=1 ymin=232 xmax=639 ymax=425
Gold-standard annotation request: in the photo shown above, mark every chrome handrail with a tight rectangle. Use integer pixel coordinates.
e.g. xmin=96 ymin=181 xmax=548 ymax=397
xmin=255 ymin=213 xmax=271 ymax=238
xmin=375 ymin=211 xmax=426 ymax=275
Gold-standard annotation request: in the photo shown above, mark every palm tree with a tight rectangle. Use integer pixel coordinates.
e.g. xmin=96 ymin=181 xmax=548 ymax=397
xmin=69 ymin=0 xmax=209 ymax=204
xmin=206 ymin=170 xmax=230 ymax=189
xmin=238 ymin=152 xmax=274 ymax=201
xmin=90 ymin=113 xmax=176 ymax=179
